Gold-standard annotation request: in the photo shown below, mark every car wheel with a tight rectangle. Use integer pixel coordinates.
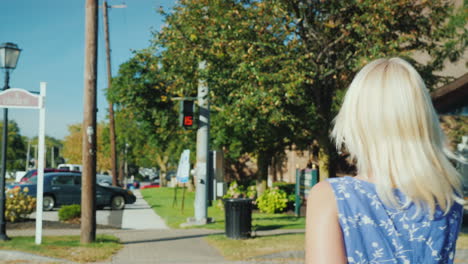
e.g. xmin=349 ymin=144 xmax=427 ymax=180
xmin=97 ymin=205 xmax=105 ymax=210
xmin=111 ymin=195 xmax=125 ymax=210
xmin=43 ymin=195 xmax=55 ymax=211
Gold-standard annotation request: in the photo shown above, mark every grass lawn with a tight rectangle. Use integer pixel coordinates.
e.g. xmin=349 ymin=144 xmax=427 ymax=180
xmin=142 ymin=187 xmax=468 ymax=261
xmin=141 ymin=187 xmax=305 ymax=230
xmin=205 ymin=233 xmax=304 ymax=260
xmin=206 ymin=232 xmax=468 ymax=261
xmin=457 ymin=233 xmax=468 ymax=249
xmin=0 ymin=234 xmax=122 ymax=263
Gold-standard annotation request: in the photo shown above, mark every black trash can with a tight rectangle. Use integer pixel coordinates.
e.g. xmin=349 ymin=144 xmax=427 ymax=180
xmin=224 ymin=198 xmax=253 ymax=239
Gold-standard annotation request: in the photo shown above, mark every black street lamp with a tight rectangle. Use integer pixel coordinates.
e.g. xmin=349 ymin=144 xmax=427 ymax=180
xmin=0 ymin=42 xmax=21 ymax=241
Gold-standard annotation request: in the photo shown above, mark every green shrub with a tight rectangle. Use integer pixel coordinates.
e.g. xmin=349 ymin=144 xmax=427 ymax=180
xmin=272 ymin=182 xmax=297 ymax=211
xmin=273 ymin=182 xmax=295 ymax=195
xmin=256 ymin=187 xmax=288 ymax=214
xmin=218 ymin=181 xmax=258 ymax=210
xmin=246 ymin=185 xmax=257 ymax=199
xmin=58 ymin=204 xmax=81 ymax=221
xmin=5 ymin=187 xmax=36 ymax=222
xmin=224 ymin=181 xmax=245 ymax=199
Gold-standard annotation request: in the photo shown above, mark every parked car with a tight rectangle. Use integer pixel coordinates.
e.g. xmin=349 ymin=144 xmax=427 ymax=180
xmin=19 ymin=168 xmax=77 ymax=183
xmin=9 ymin=172 xmax=136 ymax=211
xmin=97 ymin=174 xmax=113 ymax=186
xmin=21 ymin=170 xmax=113 ymax=186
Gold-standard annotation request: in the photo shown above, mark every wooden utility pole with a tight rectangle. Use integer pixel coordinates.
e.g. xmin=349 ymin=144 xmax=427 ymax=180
xmin=81 ymin=0 xmax=98 ymax=244
xmin=102 ymin=1 xmax=119 ymax=186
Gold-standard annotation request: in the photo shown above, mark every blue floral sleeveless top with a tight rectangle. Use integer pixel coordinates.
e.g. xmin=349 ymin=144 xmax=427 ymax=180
xmin=327 ymin=176 xmax=463 ymax=264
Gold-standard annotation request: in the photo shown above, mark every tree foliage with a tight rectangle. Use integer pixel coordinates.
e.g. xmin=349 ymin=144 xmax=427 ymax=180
xmin=29 ymin=135 xmax=64 ymax=168
xmin=281 ymin=0 xmax=467 ymax=177
xmin=153 ymin=0 xmax=310 ymax=183
xmin=0 ymin=121 xmax=27 ymax=171
xmin=62 ymin=122 xmax=112 ymax=173
xmin=108 ymin=0 xmax=467 ymax=181
xmin=109 ymin=50 xmax=195 ymax=185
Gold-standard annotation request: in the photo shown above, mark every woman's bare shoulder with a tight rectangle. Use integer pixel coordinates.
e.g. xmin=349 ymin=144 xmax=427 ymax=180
xmin=308 ymin=180 xmax=336 ymax=208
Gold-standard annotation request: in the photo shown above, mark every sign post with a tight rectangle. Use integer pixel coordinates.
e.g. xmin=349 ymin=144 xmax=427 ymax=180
xmin=176 ymin=149 xmax=190 ymax=184
xmin=175 ymin=149 xmax=190 ymax=211
xmin=295 ymin=167 xmax=318 ymax=217
xmin=0 ymin=83 xmax=46 ymax=244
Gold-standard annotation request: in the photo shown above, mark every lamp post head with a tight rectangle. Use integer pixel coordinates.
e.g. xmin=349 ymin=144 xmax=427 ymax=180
xmin=0 ymin=42 xmax=21 ymax=70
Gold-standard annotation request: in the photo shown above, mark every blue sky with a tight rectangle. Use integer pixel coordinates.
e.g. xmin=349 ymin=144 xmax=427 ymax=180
xmin=1 ymin=0 xmax=175 ymax=140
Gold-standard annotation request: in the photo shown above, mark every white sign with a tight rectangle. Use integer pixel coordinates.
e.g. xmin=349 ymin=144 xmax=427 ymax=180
xmin=1 ymin=83 xmax=47 ymax=245
xmin=0 ymin=88 xmax=42 ymax=109
xmin=176 ymin=149 xmax=190 ymax=183
xmin=35 ymin=83 xmax=46 ymax=245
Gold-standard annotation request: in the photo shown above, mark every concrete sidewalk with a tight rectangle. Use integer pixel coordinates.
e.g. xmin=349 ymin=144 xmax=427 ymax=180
xmin=5 ymin=229 xmax=468 ymax=264
xmin=4 ymin=228 xmax=304 ymax=264
xmin=29 ymin=190 xmax=168 ymax=230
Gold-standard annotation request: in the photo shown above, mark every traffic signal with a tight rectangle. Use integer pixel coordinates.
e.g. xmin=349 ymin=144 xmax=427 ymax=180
xmin=180 ymin=100 xmax=194 ymax=128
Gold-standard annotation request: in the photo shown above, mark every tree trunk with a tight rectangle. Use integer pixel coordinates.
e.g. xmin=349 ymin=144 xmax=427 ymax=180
xmin=271 ymin=155 xmax=278 ymax=183
xmin=187 ymin=175 xmax=195 ymax=192
xmin=155 ymin=153 xmax=168 ymax=187
xmin=256 ymin=151 xmax=271 ymax=194
xmin=161 ymin=171 xmax=167 ymax=187
xmin=317 ymin=138 xmax=338 ymax=180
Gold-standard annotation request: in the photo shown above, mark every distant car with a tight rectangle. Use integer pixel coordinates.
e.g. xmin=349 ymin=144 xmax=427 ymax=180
xmin=9 ymin=172 xmax=136 ymax=211
xmin=57 ymin=164 xmax=82 ymax=172
xmin=140 ymin=183 xmax=160 ymax=189
xmin=141 ymin=178 xmax=160 ymax=189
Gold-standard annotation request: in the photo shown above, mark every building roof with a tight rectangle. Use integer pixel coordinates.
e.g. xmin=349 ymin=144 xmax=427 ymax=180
xmin=431 ymin=73 xmax=468 ymax=115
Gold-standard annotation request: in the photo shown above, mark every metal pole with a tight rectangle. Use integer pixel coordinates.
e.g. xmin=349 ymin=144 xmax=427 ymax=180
xmin=81 ymin=0 xmax=98 ymax=244
xmin=0 ymin=70 xmax=10 ymax=241
xmin=295 ymin=168 xmax=301 ymax=217
xmin=35 ymin=82 xmax=46 ymax=245
xmin=33 ymin=145 xmax=37 ymax=169
xmin=51 ymin=146 xmax=55 ymax=168
xmin=25 ymin=139 xmax=30 ymax=171
xmin=194 ymin=61 xmax=209 ymax=223
xmin=124 ymin=143 xmax=128 ymax=180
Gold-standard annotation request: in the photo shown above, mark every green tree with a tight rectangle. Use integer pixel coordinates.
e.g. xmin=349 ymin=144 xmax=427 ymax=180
xmin=155 ymin=0 xmax=308 ymax=187
xmin=29 ymin=135 xmax=63 ymax=168
xmin=62 ymin=122 xmax=112 ymax=173
xmin=112 ymin=0 xmax=467 ymax=182
xmin=109 ymin=52 xmax=195 ymax=186
xmin=0 ymin=121 xmax=27 ymax=171
xmin=281 ymin=0 xmax=467 ymax=178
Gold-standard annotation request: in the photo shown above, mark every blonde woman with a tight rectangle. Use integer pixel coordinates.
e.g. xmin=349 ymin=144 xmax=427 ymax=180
xmin=305 ymin=58 xmax=464 ymax=263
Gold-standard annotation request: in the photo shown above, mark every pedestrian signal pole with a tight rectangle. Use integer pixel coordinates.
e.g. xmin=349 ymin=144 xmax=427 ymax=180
xmin=194 ymin=61 xmax=209 ymax=224
xmin=174 ymin=61 xmax=210 ymax=226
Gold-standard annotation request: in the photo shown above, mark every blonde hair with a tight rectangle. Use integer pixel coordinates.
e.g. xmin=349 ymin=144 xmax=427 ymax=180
xmin=332 ymin=57 xmax=463 ymax=215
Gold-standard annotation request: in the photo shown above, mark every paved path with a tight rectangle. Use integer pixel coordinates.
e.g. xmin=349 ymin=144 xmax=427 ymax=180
xmin=29 ymin=190 xmax=168 ymax=230
xmin=3 ymin=228 xmax=303 ymax=264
